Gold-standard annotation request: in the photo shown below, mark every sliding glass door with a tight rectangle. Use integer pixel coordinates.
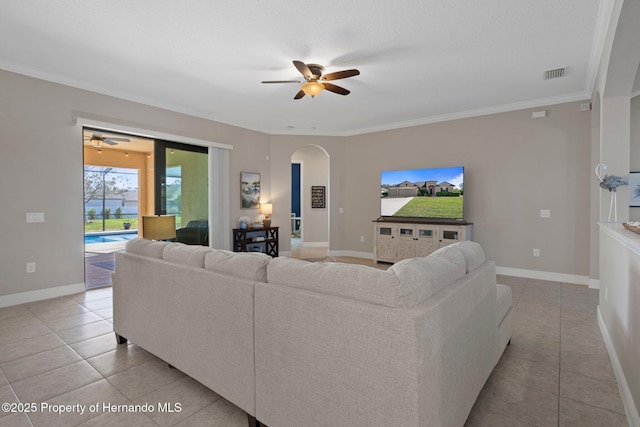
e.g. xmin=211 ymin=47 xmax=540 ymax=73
xmin=154 ymin=140 xmax=208 ymax=233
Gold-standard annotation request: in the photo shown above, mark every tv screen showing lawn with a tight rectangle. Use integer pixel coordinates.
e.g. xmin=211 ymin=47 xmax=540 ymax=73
xmin=380 ymin=166 xmax=464 ymax=219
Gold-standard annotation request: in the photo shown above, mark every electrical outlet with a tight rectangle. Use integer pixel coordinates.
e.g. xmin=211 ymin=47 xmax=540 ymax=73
xmin=533 ymin=248 xmax=540 ymax=257
xmin=26 ymin=262 xmax=36 ymax=273
xmin=540 ymin=209 xmax=551 ymax=218
xmin=360 ymin=236 xmax=365 ymax=242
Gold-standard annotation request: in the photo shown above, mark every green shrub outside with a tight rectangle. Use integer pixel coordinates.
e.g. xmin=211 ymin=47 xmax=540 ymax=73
xmin=85 ymin=218 xmax=139 ymax=232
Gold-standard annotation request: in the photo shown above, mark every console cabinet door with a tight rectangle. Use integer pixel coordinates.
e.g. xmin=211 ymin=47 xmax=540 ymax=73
xmin=415 ymin=226 xmax=437 ymax=257
xmin=374 ymin=222 xmax=471 ymax=263
xmin=396 ymin=227 xmax=416 ymax=260
xmin=375 ymin=225 xmax=396 ymax=262
xmin=439 ymin=225 xmax=465 ymax=247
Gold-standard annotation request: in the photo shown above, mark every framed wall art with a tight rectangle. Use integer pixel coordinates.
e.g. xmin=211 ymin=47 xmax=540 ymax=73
xmin=311 ymin=185 xmax=326 ymax=208
xmin=241 ymin=172 xmax=260 ymax=209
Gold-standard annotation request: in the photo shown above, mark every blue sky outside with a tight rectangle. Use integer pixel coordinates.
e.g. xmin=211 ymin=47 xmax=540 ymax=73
xmin=381 ymin=166 xmax=464 ymax=189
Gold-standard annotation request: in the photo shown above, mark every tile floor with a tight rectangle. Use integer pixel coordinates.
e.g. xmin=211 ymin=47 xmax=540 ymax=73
xmin=0 ymin=249 xmax=629 ymax=426
xmin=84 ymin=252 xmax=118 ymax=290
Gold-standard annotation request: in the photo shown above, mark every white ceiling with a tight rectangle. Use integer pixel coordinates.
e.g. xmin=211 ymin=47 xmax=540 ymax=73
xmin=0 ymin=1 xmax=612 ymax=136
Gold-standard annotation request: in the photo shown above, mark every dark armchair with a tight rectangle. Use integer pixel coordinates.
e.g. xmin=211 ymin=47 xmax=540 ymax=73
xmin=175 ymin=220 xmax=209 ymax=246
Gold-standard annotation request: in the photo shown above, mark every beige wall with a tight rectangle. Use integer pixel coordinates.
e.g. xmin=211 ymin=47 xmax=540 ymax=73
xmin=344 ymin=102 xmax=591 ymax=277
xmin=0 ymin=69 xmax=595 ymax=303
xmin=268 ymin=135 xmax=347 ymax=254
xmin=0 ymin=68 xmax=269 ymax=303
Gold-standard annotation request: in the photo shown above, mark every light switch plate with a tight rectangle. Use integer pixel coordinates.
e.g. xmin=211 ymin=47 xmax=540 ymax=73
xmin=26 ymin=212 xmax=45 ymax=223
xmin=540 ymin=209 xmax=551 ymax=218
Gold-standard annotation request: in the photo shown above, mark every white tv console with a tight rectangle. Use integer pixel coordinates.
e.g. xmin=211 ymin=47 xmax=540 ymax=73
xmin=373 ymin=218 xmax=472 ymax=263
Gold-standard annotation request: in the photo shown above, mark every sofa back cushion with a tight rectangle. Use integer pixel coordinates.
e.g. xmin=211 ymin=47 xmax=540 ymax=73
xmin=163 ymin=242 xmax=212 ymax=268
xmin=267 ymin=252 xmax=470 ymax=308
xmin=430 ymin=241 xmax=485 ymax=273
xmin=205 ymin=250 xmax=271 ymax=282
xmin=125 ymin=238 xmax=170 ymax=258
xmin=267 ymin=258 xmax=404 ymax=307
xmin=389 ymin=245 xmax=467 ymax=303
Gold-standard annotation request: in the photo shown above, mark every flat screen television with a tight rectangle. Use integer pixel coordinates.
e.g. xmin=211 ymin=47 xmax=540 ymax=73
xmin=380 ymin=166 xmax=464 ymax=220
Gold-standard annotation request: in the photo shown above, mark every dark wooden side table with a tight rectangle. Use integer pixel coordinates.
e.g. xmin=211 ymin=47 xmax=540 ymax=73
xmin=232 ymin=226 xmax=279 ymax=257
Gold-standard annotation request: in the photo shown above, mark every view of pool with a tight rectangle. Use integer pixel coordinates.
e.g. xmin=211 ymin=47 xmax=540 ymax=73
xmin=85 ymin=231 xmax=138 ymax=245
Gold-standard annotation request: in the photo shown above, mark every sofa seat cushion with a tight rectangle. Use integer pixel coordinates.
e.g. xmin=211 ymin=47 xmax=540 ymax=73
xmin=389 ymin=245 xmax=467 ymax=304
xmin=496 ymin=284 xmax=512 ymax=326
xmin=163 ymin=242 xmax=212 ymax=268
xmin=125 ymin=238 xmax=170 ymax=258
xmin=205 ymin=250 xmax=271 ymax=282
xmin=430 ymin=241 xmax=485 ymax=273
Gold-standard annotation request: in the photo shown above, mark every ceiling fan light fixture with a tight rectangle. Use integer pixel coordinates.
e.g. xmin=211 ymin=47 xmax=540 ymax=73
xmin=302 ymin=81 xmax=324 ymax=98
xmin=91 ymin=137 xmax=103 ymax=148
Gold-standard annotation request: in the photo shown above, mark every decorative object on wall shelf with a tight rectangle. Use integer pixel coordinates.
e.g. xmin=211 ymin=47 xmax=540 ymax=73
xmin=623 ymin=221 xmax=640 ymax=235
xmin=595 ymin=163 xmax=628 ymax=222
xmin=311 ymin=186 xmax=326 ymax=208
xmin=629 ymin=172 xmax=640 ymax=207
xmin=241 ymin=172 xmax=260 ymax=209
xmin=239 ymin=216 xmax=251 ymax=229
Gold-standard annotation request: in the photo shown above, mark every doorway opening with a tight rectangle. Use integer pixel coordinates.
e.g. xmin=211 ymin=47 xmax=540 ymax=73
xmin=83 ymin=128 xmax=154 ymax=289
xmin=290 ymin=145 xmax=329 ymax=260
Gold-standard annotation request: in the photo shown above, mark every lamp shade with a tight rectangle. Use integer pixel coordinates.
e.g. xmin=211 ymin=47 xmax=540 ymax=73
xmin=260 ymin=203 xmax=273 ymax=216
xmin=142 ymin=215 xmax=176 ymax=240
xmin=301 ymin=81 xmax=324 ymax=97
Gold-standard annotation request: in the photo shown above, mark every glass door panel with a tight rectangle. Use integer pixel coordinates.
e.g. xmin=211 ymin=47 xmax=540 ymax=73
xmin=155 ymin=141 xmax=208 ymax=242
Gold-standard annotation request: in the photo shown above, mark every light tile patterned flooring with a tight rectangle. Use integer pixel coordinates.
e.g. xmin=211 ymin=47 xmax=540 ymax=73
xmin=0 ymin=248 xmax=629 ymax=426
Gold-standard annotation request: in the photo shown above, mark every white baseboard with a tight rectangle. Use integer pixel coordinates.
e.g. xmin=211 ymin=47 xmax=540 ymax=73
xmin=589 ymin=278 xmax=600 ymax=289
xmin=0 ymin=283 xmax=86 ymax=308
xmin=302 ymin=241 xmax=329 ymax=248
xmin=495 ymin=266 xmax=589 ymax=286
xmin=328 ymin=250 xmax=374 ymax=260
xmin=598 ymin=307 xmax=640 ymax=427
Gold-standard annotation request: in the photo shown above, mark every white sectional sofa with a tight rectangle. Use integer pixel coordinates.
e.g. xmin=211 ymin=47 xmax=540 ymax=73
xmin=113 ymin=238 xmax=512 ymax=427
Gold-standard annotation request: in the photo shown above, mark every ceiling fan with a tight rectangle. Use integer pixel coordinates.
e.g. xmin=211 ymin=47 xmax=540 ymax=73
xmin=84 ymin=133 xmax=130 ymax=148
xmin=262 ymin=60 xmax=360 ymax=99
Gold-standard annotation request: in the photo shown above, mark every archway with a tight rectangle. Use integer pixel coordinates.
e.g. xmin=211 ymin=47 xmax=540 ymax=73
xmin=290 ymin=145 xmax=330 ymax=259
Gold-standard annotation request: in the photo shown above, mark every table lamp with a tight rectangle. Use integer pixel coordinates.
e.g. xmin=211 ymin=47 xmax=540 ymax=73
xmin=261 ymin=203 xmax=273 ymax=228
xmin=142 ymin=215 xmax=176 ymax=240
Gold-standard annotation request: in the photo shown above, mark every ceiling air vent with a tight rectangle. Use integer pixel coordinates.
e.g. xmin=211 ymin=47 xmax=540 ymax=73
xmin=543 ymin=67 xmax=566 ymax=80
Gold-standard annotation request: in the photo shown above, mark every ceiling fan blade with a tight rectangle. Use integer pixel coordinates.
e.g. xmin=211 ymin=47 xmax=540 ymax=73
xmin=293 ymin=90 xmax=305 ymax=100
xmin=323 ymin=83 xmax=350 ymax=96
xmin=107 ymin=137 xmax=130 ymax=142
xmin=262 ymin=80 xmax=302 ymax=84
xmin=322 ymin=69 xmax=360 ymax=81
xmin=103 ymin=138 xmax=120 ymax=145
xmin=293 ymin=60 xmax=312 ymax=79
